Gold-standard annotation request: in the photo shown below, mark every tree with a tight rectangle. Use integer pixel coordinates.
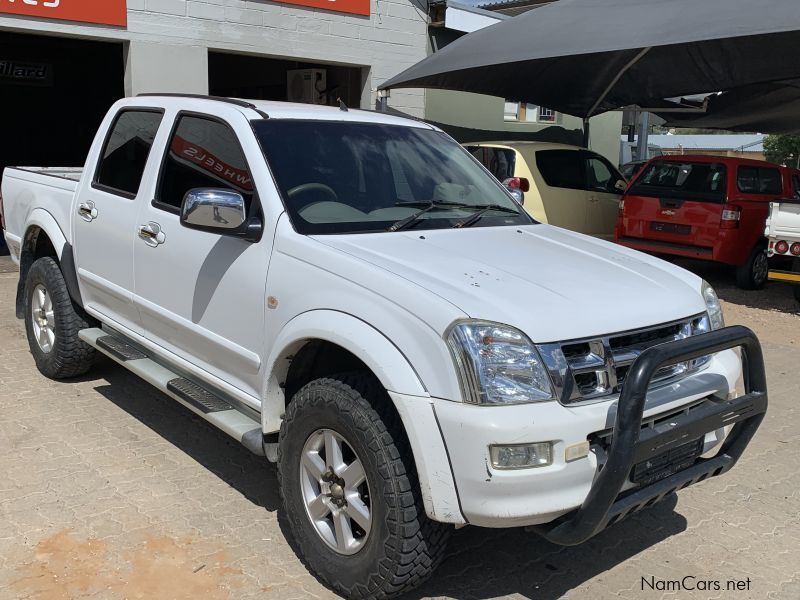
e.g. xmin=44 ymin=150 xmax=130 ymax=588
xmin=763 ymin=134 xmax=800 ymax=167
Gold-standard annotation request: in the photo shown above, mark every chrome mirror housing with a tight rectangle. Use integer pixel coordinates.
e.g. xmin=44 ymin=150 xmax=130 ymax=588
xmin=181 ymin=189 xmax=247 ymax=230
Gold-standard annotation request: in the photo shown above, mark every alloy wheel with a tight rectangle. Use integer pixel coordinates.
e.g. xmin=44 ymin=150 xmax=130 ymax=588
xmin=753 ymin=251 xmax=768 ymax=286
xmin=299 ymin=428 xmax=372 ymax=555
xmin=31 ymin=284 xmax=55 ymax=353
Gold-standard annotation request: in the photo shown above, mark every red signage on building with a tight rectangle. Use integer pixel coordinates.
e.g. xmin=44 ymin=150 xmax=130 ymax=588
xmin=277 ymin=0 xmax=369 ymax=17
xmin=0 ymin=1 xmax=127 ymax=27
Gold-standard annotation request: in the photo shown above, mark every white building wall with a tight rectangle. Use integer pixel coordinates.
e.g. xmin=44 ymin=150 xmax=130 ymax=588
xmin=0 ymin=0 xmax=429 ymax=115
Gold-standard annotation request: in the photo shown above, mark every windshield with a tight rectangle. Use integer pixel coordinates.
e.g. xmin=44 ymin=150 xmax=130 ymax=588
xmin=252 ymin=120 xmax=532 ymax=234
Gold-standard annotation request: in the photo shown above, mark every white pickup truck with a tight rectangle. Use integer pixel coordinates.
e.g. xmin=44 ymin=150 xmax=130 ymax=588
xmin=1 ymin=96 xmax=768 ymax=599
xmin=765 ymin=200 xmax=800 ymax=304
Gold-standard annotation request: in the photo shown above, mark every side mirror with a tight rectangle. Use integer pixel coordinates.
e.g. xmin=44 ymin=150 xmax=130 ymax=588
xmin=614 ymin=179 xmax=627 ymax=192
xmin=180 ymin=188 xmax=262 ymax=242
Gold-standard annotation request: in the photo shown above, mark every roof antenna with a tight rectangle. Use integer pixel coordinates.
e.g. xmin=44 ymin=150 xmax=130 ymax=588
xmin=337 ymin=97 xmax=348 ymax=112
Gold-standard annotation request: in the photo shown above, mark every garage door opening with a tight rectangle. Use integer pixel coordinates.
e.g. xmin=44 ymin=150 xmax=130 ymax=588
xmin=0 ymin=32 xmax=124 ymax=173
xmin=208 ymin=51 xmax=365 ymax=109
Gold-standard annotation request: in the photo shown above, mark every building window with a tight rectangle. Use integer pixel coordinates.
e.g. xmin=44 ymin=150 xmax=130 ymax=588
xmin=537 ymin=106 xmax=556 ymax=123
xmin=504 ymin=101 xmax=558 ymax=123
xmin=504 ymin=101 xmax=522 ymax=122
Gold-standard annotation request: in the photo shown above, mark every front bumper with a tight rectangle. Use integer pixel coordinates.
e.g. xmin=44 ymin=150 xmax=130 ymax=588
xmin=432 ymin=326 xmax=766 ymax=538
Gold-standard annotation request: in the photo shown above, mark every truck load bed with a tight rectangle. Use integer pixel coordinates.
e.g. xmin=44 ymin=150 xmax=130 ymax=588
xmin=11 ymin=167 xmax=84 ymax=183
xmin=1 ymin=166 xmax=81 ymax=263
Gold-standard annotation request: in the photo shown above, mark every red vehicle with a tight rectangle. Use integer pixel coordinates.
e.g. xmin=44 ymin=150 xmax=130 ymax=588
xmin=615 ymin=155 xmax=800 ymax=289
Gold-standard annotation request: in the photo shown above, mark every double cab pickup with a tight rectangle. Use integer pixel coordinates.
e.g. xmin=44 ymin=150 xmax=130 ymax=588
xmin=1 ymin=96 xmax=767 ymax=599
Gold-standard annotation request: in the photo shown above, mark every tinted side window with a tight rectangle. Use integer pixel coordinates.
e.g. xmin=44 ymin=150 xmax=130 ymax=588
xmin=156 ymin=115 xmax=254 ymax=212
xmin=536 ymin=150 xmax=585 ymax=190
xmin=467 ymin=146 xmax=516 ymax=181
xmin=737 ymin=166 xmax=782 ymax=195
xmin=95 ymin=110 xmax=163 ymax=197
xmin=737 ymin=166 xmax=759 ymax=193
xmin=586 ymin=155 xmax=621 ymax=193
xmin=759 ymin=168 xmax=782 ymax=194
xmin=792 ymin=174 xmax=800 ymax=198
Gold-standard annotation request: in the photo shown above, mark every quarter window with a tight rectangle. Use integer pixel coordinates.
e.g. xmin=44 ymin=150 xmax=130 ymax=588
xmin=95 ymin=110 xmax=163 ymax=197
xmin=156 ymin=115 xmax=254 ymax=212
xmin=737 ymin=166 xmax=782 ymax=195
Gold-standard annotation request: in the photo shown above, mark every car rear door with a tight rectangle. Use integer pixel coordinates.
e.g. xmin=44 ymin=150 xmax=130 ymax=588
xmin=72 ymin=108 xmax=165 ymax=334
xmin=728 ymin=164 xmax=783 ymax=263
xmin=532 ymin=148 xmax=591 ymax=233
xmin=620 ymin=160 xmax=728 ymax=251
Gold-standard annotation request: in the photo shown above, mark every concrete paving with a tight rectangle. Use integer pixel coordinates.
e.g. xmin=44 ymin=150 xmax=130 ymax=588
xmin=0 ymin=254 xmax=798 ymax=599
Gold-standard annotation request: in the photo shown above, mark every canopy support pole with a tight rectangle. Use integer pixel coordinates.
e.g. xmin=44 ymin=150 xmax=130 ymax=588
xmin=582 ymin=118 xmax=591 ymax=148
xmin=586 ymin=46 xmax=652 ymax=118
xmin=635 ymin=111 xmax=651 ymax=161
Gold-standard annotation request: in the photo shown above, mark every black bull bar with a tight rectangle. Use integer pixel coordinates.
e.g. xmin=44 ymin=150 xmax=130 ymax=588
xmin=534 ymin=325 xmax=767 ymax=546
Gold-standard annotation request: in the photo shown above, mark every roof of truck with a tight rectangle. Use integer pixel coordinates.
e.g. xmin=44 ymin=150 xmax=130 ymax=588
xmin=128 ymin=94 xmax=434 ymax=129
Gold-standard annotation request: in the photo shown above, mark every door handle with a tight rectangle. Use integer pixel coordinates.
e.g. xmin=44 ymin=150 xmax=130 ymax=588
xmin=137 ymin=222 xmax=166 ymax=247
xmin=78 ymin=201 xmax=98 ymax=222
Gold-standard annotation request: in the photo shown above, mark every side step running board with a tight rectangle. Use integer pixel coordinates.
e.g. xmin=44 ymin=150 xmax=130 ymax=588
xmin=80 ymin=328 xmax=267 ymax=458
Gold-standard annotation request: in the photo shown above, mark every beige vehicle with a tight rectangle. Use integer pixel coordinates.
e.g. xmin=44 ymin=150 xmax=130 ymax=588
xmin=466 ymin=142 xmax=625 ymax=239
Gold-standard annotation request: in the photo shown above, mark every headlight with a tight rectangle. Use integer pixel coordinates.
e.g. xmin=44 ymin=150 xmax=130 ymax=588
xmin=702 ymin=280 xmax=724 ymax=330
xmin=446 ymin=321 xmax=555 ymax=405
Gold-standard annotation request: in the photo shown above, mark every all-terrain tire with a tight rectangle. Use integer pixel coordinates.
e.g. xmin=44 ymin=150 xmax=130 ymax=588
xmin=24 ymin=257 xmax=96 ymax=379
xmin=735 ymin=243 xmax=769 ymax=290
xmin=278 ymin=372 xmax=450 ymax=599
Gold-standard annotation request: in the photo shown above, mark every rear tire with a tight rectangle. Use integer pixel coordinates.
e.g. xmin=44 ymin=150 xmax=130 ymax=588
xmin=735 ymin=243 xmax=769 ymax=290
xmin=278 ymin=373 xmax=450 ymax=599
xmin=24 ymin=257 xmax=95 ymax=379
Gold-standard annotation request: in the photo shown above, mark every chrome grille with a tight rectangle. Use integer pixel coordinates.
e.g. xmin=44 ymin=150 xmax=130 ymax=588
xmin=537 ymin=314 xmax=712 ymax=405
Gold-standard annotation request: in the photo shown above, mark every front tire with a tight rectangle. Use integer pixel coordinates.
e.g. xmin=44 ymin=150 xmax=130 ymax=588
xmin=24 ymin=257 xmax=95 ymax=379
xmin=278 ymin=373 xmax=450 ymax=599
xmin=735 ymin=243 xmax=769 ymax=290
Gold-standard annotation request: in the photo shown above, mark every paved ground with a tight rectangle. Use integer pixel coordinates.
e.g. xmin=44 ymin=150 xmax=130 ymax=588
xmin=0 ymin=252 xmax=798 ymax=600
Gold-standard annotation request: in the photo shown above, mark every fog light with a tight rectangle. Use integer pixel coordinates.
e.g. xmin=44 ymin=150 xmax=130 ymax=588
xmin=489 ymin=442 xmax=552 ymax=469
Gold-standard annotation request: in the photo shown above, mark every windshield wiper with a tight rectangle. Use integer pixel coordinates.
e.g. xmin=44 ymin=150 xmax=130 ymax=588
xmin=395 ymin=200 xmax=474 ymax=208
xmin=452 ymin=204 xmax=521 ymax=228
xmin=388 ymin=203 xmax=437 ymax=231
xmin=389 ymin=201 xmax=519 ymax=232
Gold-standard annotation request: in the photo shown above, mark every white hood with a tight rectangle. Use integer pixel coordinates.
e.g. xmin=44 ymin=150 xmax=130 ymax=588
xmin=313 ymin=224 xmax=707 ymax=343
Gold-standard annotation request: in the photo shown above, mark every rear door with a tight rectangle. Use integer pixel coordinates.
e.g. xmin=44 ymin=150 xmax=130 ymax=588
xmin=532 ymin=149 xmax=591 ymax=233
xmin=731 ymin=164 xmax=783 ymax=261
xmin=73 ymin=108 xmax=164 ymax=333
xmin=621 ymin=160 xmax=728 ymax=249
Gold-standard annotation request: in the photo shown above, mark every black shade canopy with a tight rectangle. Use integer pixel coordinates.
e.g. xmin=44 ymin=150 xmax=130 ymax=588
xmin=380 ymin=0 xmax=800 ymax=119
xmin=657 ymin=80 xmax=800 ymax=134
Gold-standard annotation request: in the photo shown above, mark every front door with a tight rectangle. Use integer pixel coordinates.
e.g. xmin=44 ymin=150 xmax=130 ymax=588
xmin=584 ymin=153 xmax=623 ymax=240
xmin=73 ymin=109 xmax=164 ymax=334
xmin=132 ymin=113 xmax=269 ymax=400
